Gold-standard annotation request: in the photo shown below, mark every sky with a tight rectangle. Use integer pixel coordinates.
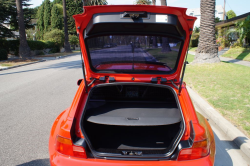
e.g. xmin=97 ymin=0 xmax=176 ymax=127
xmin=29 ymin=0 xmax=250 ymax=16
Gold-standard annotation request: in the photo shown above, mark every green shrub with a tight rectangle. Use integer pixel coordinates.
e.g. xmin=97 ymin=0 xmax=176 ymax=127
xmin=44 ymin=41 xmax=60 ymax=53
xmin=3 ymin=40 xmax=59 ymax=56
xmin=0 ymin=49 xmax=8 ymax=60
xmin=0 ymin=40 xmax=9 ymax=53
xmin=69 ymin=35 xmax=79 ymax=45
xmin=44 ymin=29 xmax=64 ymax=48
xmin=27 ymin=41 xmax=46 ymax=50
xmin=189 ymin=38 xmax=199 ymax=47
xmin=8 ymin=40 xmax=20 ymax=56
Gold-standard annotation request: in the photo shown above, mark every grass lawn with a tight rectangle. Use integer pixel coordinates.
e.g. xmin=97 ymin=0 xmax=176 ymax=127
xmin=189 ymin=47 xmax=197 ymax=52
xmin=0 ymin=59 xmax=39 ymax=67
xmin=185 ymin=62 xmax=250 ymax=137
xmin=36 ymin=50 xmax=80 ymax=57
xmin=146 ymin=48 xmax=179 ymax=67
xmin=187 ymin=54 xmax=195 ymax=63
xmin=222 ymin=47 xmax=250 ymax=61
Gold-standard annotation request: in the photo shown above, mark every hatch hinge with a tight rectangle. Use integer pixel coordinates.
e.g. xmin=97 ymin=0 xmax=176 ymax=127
xmin=98 ymin=76 xmax=116 ymax=83
xmin=151 ymin=77 xmax=167 ymax=84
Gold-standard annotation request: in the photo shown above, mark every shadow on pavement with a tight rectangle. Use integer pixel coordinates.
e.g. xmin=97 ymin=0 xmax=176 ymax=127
xmin=214 ymin=132 xmax=234 ymax=166
xmin=17 ymin=158 xmax=50 ymax=166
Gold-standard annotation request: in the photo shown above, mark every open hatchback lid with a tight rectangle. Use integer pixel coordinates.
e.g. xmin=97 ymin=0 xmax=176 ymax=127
xmin=73 ymin=5 xmax=196 ymax=84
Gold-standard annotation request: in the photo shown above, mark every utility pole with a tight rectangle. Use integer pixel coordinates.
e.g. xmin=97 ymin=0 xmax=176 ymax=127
xmin=223 ymin=0 xmax=226 ymax=20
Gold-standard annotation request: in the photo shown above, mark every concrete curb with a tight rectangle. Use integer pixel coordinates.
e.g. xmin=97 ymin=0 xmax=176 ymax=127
xmin=187 ymin=86 xmax=250 ymax=159
xmin=0 ymin=52 xmax=80 ymax=71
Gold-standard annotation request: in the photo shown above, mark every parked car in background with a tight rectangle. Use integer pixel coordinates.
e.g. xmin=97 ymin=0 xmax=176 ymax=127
xmin=49 ymin=5 xmax=215 ymax=166
xmin=103 ymin=44 xmax=111 ymax=48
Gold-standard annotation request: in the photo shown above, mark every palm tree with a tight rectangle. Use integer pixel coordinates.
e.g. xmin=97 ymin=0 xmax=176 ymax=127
xmin=160 ymin=0 xmax=171 ymax=52
xmin=193 ymin=0 xmax=220 ymax=63
xmin=62 ymin=0 xmax=71 ymax=53
xmin=16 ymin=0 xmax=31 ymax=58
xmin=152 ymin=0 xmax=158 ymax=48
xmin=160 ymin=0 xmax=166 ymax=6
xmin=135 ymin=0 xmax=151 ymax=5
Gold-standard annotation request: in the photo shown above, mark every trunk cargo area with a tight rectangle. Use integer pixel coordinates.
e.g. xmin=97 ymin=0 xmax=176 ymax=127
xmin=81 ymin=83 xmax=184 ymax=156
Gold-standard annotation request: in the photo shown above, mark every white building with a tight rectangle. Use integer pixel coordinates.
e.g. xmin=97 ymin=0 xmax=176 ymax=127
xmin=186 ymin=5 xmax=226 ymax=28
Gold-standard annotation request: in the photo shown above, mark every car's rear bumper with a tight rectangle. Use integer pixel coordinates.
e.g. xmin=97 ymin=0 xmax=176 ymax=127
xmin=50 ymin=151 xmax=213 ymax=166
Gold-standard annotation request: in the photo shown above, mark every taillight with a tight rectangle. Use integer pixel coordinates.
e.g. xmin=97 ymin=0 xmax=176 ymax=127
xmin=56 ymin=135 xmax=87 ymax=158
xmin=178 ymin=139 xmax=209 ymax=161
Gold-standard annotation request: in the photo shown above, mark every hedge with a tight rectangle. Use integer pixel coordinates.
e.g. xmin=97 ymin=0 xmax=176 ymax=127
xmin=0 ymin=40 xmax=58 ymax=56
xmin=0 ymin=49 xmax=8 ymax=60
xmin=189 ymin=38 xmax=199 ymax=47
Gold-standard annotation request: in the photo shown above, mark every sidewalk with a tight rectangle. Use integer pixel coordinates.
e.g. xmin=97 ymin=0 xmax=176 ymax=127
xmin=189 ymin=50 xmax=250 ymax=67
xmin=220 ymin=56 xmax=250 ymax=67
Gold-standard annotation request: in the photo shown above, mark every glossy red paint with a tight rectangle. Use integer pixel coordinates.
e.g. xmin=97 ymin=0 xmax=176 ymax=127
xmin=73 ymin=5 xmax=196 ymax=83
xmin=96 ymin=63 xmax=171 ymax=71
xmin=49 ymin=5 xmax=215 ymax=166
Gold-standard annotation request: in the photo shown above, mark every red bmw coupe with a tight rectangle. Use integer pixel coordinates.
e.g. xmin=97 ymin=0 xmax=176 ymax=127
xmin=49 ymin=5 xmax=215 ymax=166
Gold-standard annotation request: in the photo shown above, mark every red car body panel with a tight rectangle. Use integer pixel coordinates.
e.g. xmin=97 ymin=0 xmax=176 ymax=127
xmin=50 ymin=153 xmax=213 ymax=166
xmin=96 ymin=63 xmax=171 ymax=71
xmin=49 ymin=5 xmax=215 ymax=166
xmin=73 ymin=5 xmax=196 ymax=82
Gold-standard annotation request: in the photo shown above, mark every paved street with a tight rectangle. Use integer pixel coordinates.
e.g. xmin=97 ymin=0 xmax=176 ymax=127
xmin=90 ymin=45 xmax=156 ymax=66
xmin=0 ymin=53 xmax=250 ymax=165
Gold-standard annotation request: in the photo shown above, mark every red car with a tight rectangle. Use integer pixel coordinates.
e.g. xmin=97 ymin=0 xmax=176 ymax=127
xmin=49 ymin=5 xmax=215 ymax=166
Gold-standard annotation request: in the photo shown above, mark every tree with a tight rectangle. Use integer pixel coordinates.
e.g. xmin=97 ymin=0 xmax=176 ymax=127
xmin=36 ymin=3 xmax=45 ymax=40
xmin=135 ymin=0 xmax=151 ymax=5
xmin=10 ymin=5 xmax=35 ymax=31
xmin=84 ymin=0 xmax=108 ymax=6
xmin=0 ymin=0 xmax=33 ymax=38
xmin=227 ymin=10 xmax=236 ymax=19
xmin=227 ymin=15 xmax=250 ymax=46
xmin=44 ymin=0 xmax=51 ymax=32
xmin=194 ymin=27 xmax=200 ymax=33
xmin=16 ymin=0 xmax=31 ymax=58
xmin=51 ymin=4 xmax=63 ymax=30
xmin=193 ymin=0 xmax=220 ymax=63
xmin=160 ymin=0 xmax=171 ymax=52
xmin=66 ymin=0 xmax=83 ymax=35
xmin=0 ymin=0 xmax=16 ymax=38
xmin=215 ymin=17 xmax=220 ymax=23
xmin=160 ymin=0 xmax=166 ymax=6
xmin=66 ymin=0 xmax=108 ymax=35
xmin=152 ymin=0 xmax=157 ymax=48
xmin=62 ymin=0 xmax=71 ymax=52
xmin=69 ymin=35 xmax=79 ymax=50
xmin=44 ymin=29 xmax=64 ymax=48
xmin=53 ymin=0 xmax=62 ymax=5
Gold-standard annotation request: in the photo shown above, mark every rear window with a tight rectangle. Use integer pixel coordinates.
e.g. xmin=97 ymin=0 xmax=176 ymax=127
xmin=86 ymin=35 xmax=182 ymax=73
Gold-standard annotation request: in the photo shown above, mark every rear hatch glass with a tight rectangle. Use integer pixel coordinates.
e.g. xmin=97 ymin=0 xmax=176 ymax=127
xmin=86 ymin=35 xmax=182 ymax=73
